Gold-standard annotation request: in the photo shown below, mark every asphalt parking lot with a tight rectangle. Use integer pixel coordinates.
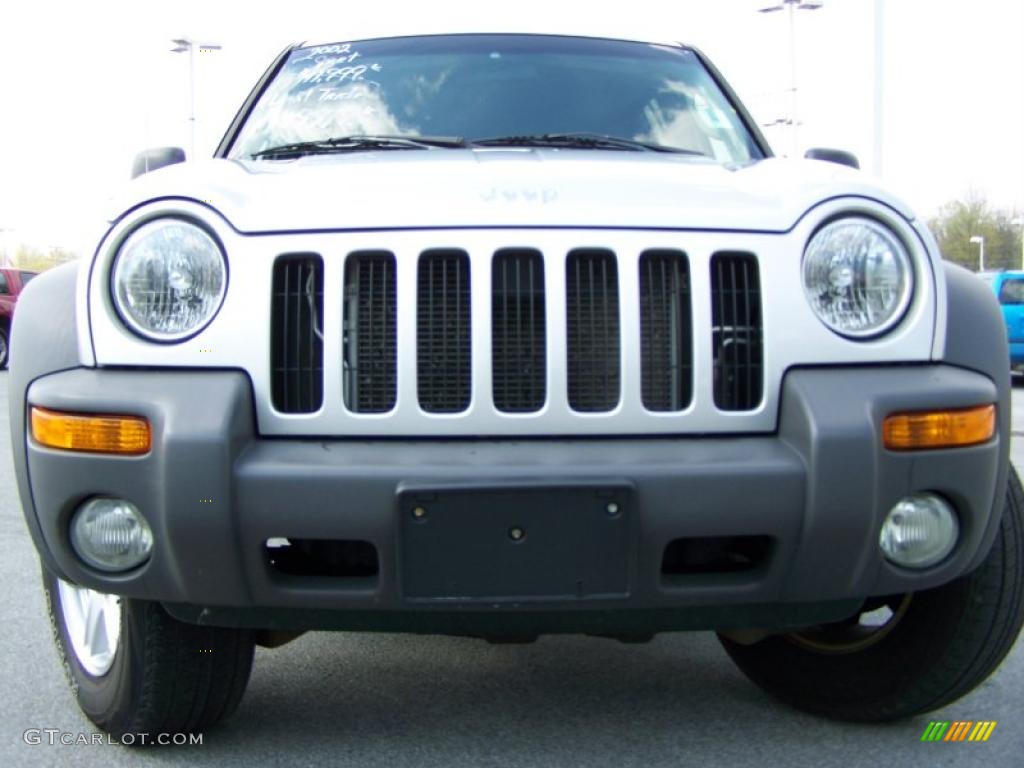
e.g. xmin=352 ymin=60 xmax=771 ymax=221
xmin=2 ymin=371 xmax=1022 ymax=767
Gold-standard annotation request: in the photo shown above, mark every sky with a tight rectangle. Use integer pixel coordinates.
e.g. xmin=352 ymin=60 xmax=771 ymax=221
xmin=0 ymin=0 xmax=1021 ymax=252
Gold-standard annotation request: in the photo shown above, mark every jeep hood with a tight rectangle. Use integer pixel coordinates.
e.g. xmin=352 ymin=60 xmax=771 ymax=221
xmin=112 ymin=151 xmax=916 ymax=234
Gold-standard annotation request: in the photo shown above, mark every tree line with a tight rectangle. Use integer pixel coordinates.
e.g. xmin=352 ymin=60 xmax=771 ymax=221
xmin=928 ymin=195 xmax=1022 ymax=272
xmin=0 ymin=245 xmax=78 ymax=273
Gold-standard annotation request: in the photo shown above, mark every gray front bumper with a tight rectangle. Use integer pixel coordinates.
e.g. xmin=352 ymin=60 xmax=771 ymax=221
xmin=19 ymin=365 xmax=1004 ymax=633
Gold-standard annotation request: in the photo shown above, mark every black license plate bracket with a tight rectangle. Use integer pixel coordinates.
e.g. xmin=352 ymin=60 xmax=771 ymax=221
xmin=399 ymin=484 xmax=633 ymax=603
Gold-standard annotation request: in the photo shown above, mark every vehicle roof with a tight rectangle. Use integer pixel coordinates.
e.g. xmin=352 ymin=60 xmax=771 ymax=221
xmin=297 ymin=31 xmax=691 ymax=52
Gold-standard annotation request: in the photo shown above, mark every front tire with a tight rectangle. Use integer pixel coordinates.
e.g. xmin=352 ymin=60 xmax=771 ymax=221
xmin=0 ymin=327 xmax=8 ymax=369
xmin=720 ymin=465 xmax=1024 ymax=722
xmin=43 ymin=567 xmax=255 ymax=739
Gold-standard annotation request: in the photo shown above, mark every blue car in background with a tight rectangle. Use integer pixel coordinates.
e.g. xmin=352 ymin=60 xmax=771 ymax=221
xmin=981 ymin=271 xmax=1024 ymax=371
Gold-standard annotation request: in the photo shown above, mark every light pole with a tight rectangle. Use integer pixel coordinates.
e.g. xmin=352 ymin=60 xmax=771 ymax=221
xmin=1014 ymin=218 xmax=1024 ymax=271
xmin=873 ymin=0 xmax=885 ymax=176
xmin=758 ymin=0 xmax=825 ymax=157
xmin=170 ymin=38 xmax=222 ymax=160
xmin=970 ymin=235 xmax=986 ymax=272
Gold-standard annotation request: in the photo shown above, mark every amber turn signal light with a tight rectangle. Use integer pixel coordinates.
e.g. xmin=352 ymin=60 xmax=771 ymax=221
xmin=30 ymin=407 xmax=151 ymax=456
xmin=883 ymin=404 xmax=996 ymax=451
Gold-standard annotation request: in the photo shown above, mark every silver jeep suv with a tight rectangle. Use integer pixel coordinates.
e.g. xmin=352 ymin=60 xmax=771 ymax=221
xmin=10 ymin=33 xmax=1022 ymax=737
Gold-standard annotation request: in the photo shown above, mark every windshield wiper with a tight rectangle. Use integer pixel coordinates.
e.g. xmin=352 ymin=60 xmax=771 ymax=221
xmin=252 ymin=134 xmax=466 ymax=159
xmin=470 ymin=132 xmax=704 ymax=155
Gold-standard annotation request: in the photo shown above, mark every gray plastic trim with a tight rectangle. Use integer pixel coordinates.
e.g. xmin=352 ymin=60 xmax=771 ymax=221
xmin=940 ymin=263 xmax=1012 ymax=572
xmin=22 ymin=364 xmax=1001 ymax=629
xmin=8 ymin=262 xmax=86 ymax=580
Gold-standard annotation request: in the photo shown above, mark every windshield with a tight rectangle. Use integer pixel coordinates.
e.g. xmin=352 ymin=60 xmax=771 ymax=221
xmin=229 ymin=35 xmax=763 ymax=164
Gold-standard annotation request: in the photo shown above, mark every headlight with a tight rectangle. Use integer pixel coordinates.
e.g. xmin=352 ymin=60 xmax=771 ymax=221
xmin=111 ymin=218 xmax=227 ymax=341
xmin=802 ymin=217 xmax=913 ymax=338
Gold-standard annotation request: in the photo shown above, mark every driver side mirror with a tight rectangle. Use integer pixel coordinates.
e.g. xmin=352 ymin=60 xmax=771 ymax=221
xmin=131 ymin=147 xmax=186 ymax=179
xmin=804 ymin=148 xmax=860 ymax=170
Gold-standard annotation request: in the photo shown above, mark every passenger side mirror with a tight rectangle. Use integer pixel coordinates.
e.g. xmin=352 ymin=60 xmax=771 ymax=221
xmin=131 ymin=147 xmax=186 ymax=179
xmin=804 ymin=148 xmax=859 ymax=170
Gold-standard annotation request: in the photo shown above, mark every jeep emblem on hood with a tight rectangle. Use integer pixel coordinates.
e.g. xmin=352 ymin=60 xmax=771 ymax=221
xmin=480 ymin=186 xmax=559 ymax=204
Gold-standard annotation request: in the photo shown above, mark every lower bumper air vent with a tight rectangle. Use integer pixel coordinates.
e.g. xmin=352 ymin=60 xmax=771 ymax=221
xmin=265 ymin=538 xmax=379 ymax=579
xmin=661 ymin=536 xmax=773 ymax=578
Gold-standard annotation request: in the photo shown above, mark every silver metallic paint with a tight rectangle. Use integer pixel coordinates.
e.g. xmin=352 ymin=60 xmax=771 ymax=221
xmin=86 ymin=188 xmax=941 ymax=437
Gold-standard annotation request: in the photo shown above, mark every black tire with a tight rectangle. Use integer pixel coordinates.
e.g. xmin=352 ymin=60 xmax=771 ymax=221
xmin=0 ymin=327 xmax=8 ymax=369
xmin=43 ymin=566 xmax=255 ymax=740
xmin=720 ymin=464 xmax=1024 ymax=722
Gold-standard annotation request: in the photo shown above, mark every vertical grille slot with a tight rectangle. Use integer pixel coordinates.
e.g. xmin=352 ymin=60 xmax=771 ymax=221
xmin=639 ymin=250 xmax=692 ymax=411
xmin=344 ymin=251 xmax=397 ymax=413
xmin=566 ymin=249 xmax=620 ymax=412
xmin=711 ymin=253 xmax=763 ymax=411
xmin=271 ymin=254 xmax=324 ymax=413
xmin=417 ymin=249 xmax=471 ymax=413
xmin=492 ymin=249 xmax=546 ymax=413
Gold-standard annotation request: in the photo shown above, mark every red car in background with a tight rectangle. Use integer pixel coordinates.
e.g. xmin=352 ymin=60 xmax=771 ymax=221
xmin=0 ymin=268 xmax=37 ymax=368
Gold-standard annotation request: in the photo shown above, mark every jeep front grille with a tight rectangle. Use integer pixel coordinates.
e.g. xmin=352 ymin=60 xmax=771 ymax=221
xmin=566 ymin=249 xmax=621 ymax=412
xmin=492 ymin=249 xmax=547 ymax=413
xmin=711 ymin=253 xmax=763 ymax=411
xmin=270 ymin=254 xmax=324 ymax=414
xmin=344 ymin=251 xmax=397 ymax=413
xmin=639 ymin=250 xmax=692 ymax=412
xmin=416 ymin=249 xmax=472 ymax=413
xmin=267 ymin=236 xmax=766 ymax=431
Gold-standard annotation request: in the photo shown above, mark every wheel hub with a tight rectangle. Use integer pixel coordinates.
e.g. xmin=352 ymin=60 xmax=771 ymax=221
xmin=786 ymin=593 xmax=913 ymax=655
xmin=57 ymin=580 xmax=121 ymax=677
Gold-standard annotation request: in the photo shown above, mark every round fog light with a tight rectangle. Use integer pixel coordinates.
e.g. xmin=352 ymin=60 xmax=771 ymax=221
xmin=879 ymin=494 xmax=958 ymax=569
xmin=70 ymin=498 xmax=153 ymax=572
